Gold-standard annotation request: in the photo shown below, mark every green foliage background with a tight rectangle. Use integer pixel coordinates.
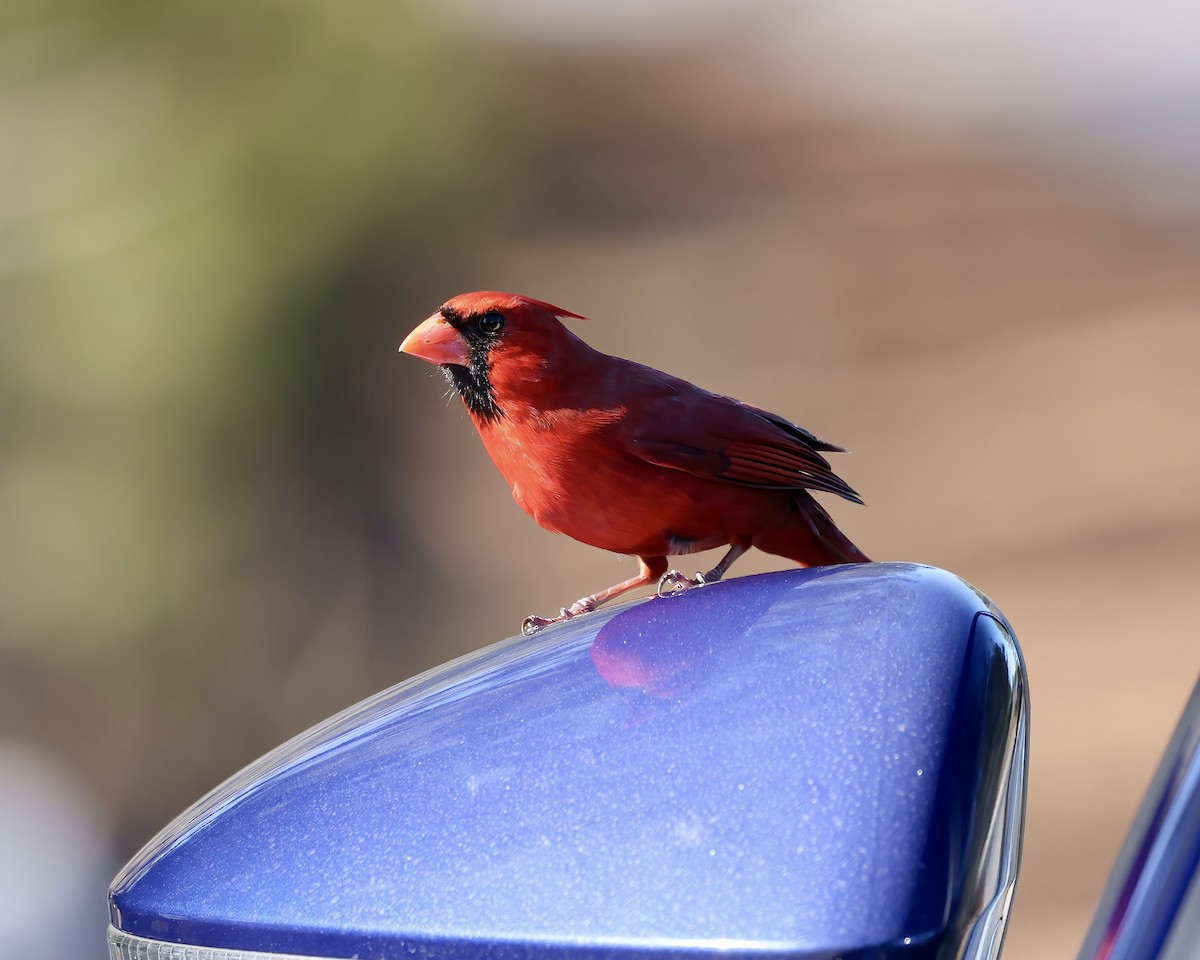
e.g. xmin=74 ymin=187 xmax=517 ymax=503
xmin=0 ymin=0 xmax=531 ymax=847
xmin=4 ymin=2 xmax=486 ymax=648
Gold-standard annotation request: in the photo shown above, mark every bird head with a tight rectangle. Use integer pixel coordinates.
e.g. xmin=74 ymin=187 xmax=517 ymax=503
xmin=399 ymin=291 xmax=587 ymax=422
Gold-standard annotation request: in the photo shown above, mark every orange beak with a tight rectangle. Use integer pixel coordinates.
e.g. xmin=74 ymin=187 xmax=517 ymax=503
xmin=399 ymin=313 xmax=470 ymax=366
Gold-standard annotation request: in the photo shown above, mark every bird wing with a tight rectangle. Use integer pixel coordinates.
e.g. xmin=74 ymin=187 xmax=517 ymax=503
xmin=622 ymin=379 xmax=863 ymax=504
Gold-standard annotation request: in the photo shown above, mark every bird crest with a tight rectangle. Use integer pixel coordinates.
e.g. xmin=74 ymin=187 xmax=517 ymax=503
xmin=441 ymin=291 xmax=587 ymax=324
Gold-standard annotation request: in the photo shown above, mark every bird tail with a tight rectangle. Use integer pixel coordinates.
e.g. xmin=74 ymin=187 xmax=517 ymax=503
xmin=755 ymin=492 xmax=871 ymax=566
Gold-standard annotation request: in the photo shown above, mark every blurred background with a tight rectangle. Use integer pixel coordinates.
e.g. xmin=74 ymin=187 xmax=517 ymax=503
xmin=2 ymin=2 xmax=1198 ymax=958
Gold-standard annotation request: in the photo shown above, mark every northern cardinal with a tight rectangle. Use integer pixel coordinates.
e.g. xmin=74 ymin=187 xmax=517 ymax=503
xmin=400 ymin=291 xmax=869 ymax=633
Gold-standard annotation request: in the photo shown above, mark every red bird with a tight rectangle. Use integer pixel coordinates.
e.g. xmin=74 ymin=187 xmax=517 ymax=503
xmin=400 ymin=291 xmax=869 ymax=633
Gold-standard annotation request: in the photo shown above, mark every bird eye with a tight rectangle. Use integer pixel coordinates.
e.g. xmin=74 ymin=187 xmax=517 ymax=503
xmin=477 ymin=311 xmax=505 ymax=335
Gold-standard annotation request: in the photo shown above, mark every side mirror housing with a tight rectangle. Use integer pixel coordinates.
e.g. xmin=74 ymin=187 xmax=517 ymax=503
xmin=109 ymin=563 xmax=1028 ymax=960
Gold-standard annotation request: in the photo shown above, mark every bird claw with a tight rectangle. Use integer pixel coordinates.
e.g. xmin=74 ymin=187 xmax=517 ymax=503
xmin=657 ymin=569 xmax=721 ymax=598
xmin=657 ymin=569 xmax=700 ymax=598
xmin=520 ymin=600 xmax=596 ymax=636
xmin=522 ymin=615 xmax=556 ymax=636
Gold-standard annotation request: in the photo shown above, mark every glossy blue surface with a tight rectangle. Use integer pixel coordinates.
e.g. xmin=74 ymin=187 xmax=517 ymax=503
xmin=110 ymin=563 xmax=1026 ymax=960
xmin=1079 ymin=676 xmax=1200 ymax=960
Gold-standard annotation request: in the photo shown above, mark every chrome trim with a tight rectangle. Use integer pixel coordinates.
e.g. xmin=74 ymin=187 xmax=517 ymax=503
xmin=952 ymin=613 xmax=1031 ymax=960
xmin=109 ymin=926 xmax=326 ymax=960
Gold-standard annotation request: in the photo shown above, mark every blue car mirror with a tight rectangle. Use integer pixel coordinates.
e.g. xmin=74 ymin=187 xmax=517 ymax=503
xmin=109 ymin=563 xmax=1028 ymax=960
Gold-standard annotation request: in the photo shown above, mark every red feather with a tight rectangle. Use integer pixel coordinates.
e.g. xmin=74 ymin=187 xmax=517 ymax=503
xmin=400 ymin=292 xmax=869 ymax=630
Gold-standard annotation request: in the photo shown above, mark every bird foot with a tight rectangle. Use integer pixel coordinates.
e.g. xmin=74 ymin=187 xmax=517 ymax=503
xmin=657 ymin=569 xmax=711 ymax=598
xmin=521 ymin=614 xmax=557 ymax=636
xmin=521 ymin=599 xmax=596 ymax=636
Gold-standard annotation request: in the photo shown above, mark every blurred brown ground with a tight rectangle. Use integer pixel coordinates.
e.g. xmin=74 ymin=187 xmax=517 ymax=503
xmin=2 ymin=18 xmax=1199 ymax=959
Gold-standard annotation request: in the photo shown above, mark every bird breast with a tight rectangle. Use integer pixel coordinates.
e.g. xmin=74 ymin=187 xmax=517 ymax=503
xmin=475 ymin=406 xmax=670 ymax=551
xmin=474 ymin=403 xmax=767 ymax=557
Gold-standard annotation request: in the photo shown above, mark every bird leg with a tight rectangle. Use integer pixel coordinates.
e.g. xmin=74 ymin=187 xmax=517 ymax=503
xmin=522 ymin=556 xmax=670 ymax=636
xmin=657 ymin=541 xmax=750 ymax=598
